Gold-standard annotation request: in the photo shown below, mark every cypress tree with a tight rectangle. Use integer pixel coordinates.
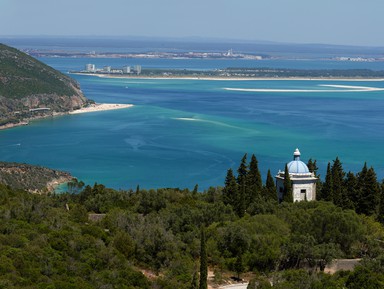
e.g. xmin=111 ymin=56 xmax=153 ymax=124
xmin=247 ymin=154 xmax=263 ymax=204
xmin=331 ymin=157 xmax=345 ymax=207
xmin=283 ymin=164 xmax=293 ymax=202
xmin=235 ymin=179 xmax=246 ymax=217
xmin=223 ymin=168 xmax=238 ymax=207
xmin=199 ymin=227 xmax=208 ymax=289
xmin=321 ymin=162 xmax=333 ymax=201
xmin=344 ymin=171 xmax=357 ymax=210
xmin=264 ymin=169 xmax=277 ymax=202
xmin=357 ymin=165 xmax=380 ymax=216
xmin=307 ymin=158 xmax=319 ymax=176
xmin=235 ymin=154 xmax=248 ymax=217
xmin=378 ymin=180 xmax=384 ymax=224
xmin=237 ymin=153 xmax=248 ymax=187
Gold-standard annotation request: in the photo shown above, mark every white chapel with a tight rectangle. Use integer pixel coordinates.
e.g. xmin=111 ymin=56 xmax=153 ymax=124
xmin=275 ymin=148 xmax=317 ymax=202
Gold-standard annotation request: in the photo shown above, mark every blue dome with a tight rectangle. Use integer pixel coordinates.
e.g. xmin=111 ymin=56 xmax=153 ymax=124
xmin=287 ymin=148 xmax=310 ymax=174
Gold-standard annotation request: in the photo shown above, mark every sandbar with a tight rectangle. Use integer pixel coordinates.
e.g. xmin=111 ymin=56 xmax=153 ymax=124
xmin=71 ymin=72 xmax=384 ymax=82
xmin=69 ymin=103 xmax=133 ymax=114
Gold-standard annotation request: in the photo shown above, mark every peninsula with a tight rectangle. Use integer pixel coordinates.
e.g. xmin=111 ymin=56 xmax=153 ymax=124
xmin=0 ymin=43 xmax=132 ymax=130
xmin=71 ymin=66 xmax=384 ymax=80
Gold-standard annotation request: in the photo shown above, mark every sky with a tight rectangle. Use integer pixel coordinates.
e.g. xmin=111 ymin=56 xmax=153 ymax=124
xmin=1 ymin=0 xmax=384 ymax=47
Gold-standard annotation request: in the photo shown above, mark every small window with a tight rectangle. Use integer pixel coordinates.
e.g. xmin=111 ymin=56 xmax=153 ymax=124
xmin=301 ymin=189 xmax=306 ymax=200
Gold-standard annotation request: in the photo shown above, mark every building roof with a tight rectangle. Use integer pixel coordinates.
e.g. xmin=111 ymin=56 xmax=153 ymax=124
xmin=287 ymin=148 xmax=310 ymax=174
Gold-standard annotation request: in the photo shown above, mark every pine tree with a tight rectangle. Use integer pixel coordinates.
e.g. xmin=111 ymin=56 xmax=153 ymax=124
xmin=199 ymin=227 xmax=208 ymax=289
xmin=247 ymin=154 xmax=263 ymax=204
xmin=223 ymin=168 xmax=238 ymax=207
xmin=321 ymin=162 xmax=333 ymax=201
xmin=264 ymin=169 xmax=277 ymax=202
xmin=283 ymin=164 xmax=293 ymax=202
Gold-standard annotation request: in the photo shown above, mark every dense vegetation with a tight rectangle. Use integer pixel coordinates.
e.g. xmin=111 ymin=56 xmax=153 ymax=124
xmin=1 ymin=155 xmax=384 ymax=288
xmin=0 ymin=43 xmax=89 ymax=127
xmin=0 ymin=161 xmax=72 ymax=192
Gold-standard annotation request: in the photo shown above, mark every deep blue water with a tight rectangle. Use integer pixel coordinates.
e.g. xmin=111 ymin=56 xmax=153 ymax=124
xmin=1 ymin=57 xmax=384 ymax=190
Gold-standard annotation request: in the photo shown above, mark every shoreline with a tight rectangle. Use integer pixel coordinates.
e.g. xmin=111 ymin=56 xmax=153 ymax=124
xmin=0 ymin=103 xmax=134 ymax=131
xmin=68 ymin=103 xmax=133 ymax=114
xmin=71 ymin=72 xmax=384 ymax=82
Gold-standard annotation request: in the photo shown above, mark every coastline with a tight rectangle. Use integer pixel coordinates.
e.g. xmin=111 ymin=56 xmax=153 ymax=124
xmin=71 ymin=72 xmax=384 ymax=82
xmin=0 ymin=103 xmax=134 ymax=131
xmin=68 ymin=103 xmax=133 ymax=114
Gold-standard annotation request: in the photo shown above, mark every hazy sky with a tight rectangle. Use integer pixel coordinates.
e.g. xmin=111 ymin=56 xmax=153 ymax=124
xmin=1 ymin=0 xmax=383 ymax=46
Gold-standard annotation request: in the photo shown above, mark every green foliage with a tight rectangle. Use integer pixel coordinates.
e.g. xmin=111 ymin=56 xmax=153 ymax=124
xmin=1 ymin=154 xmax=384 ymax=288
xmin=199 ymin=227 xmax=208 ymax=289
xmin=283 ymin=164 xmax=293 ymax=203
xmin=0 ymin=44 xmax=79 ymax=98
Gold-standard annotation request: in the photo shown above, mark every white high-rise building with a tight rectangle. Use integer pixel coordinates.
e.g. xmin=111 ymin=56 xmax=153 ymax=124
xmin=85 ymin=64 xmax=96 ymax=72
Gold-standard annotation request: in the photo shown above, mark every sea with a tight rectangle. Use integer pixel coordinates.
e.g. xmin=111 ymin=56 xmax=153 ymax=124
xmin=1 ymin=38 xmax=384 ymax=191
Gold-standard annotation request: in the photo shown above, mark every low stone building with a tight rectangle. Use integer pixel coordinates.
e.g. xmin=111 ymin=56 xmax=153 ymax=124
xmin=276 ymin=148 xmax=317 ymax=202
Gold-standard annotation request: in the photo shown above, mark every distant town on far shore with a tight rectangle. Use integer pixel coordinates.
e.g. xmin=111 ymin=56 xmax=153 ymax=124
xmin=81 ymin=63 xmax=142 ymax=75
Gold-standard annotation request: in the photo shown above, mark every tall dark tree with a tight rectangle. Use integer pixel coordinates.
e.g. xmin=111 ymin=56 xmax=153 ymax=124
xmin=378 ymin=180 xmax=384 ymax=224
xmin=344 ymin=171 xmax=358 ymax=210
xmin=321 ymin=162 xmax=333 ymax=201
xmin=235 ymin=179 xmax=246 ymax=217
xmin=331 ymin=157 xmax=345 ymax=207
xmin=237 ymin=153 xmax=248 ymax=187
xmin=247 ymin=154 xmax=263 ymax=204
xmin=307 ymin=158 xmax=319 ymax=176
xmin=357 ymin=165 xmax=380 ymax=216
xmin=235 ymin=154 xmax=248 ymax=217
xmin=199 ymin=227 xmax=208 ymax=289
xmin=264 ymin=169 xmax=277 ymax=202
xmin=282 ymin=164 xmax=293 ymax=203
xmin=223 ymin=168 xmax=238 ymax=207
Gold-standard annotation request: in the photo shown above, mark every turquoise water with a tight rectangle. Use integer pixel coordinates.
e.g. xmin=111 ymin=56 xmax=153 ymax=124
xmin=1 ymin=57 xmax=384 ymax=190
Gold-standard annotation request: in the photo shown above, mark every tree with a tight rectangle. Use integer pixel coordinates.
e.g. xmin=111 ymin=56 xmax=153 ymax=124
xmin=378 ymin=180 xmax=384 ymax=224
xmin=344 ymin=171 xmax=358 ymax=210
xmin=223 ymin=168 xmax=238 ymax=207
xmin=356 ymin=165 xmax=380 ymax=216
xmin=283 ymin=164 xmax=293 ymax=203
xmin=247 ymin=154 xmax=263 ymax=204
xmin=264 ymin=169 xmax=277 ymax=203
xmin=331 ymin=157 xmax=345 ymax=207
xmin=346 ymin=266 xmax=384 ymax=289
xmin=307 ymin=158 xmax=319 ymax=176
xmin=321 ymin=163 xmax=333 ymax=201
xmin=234 ymin=254 xmax=245 ymax=280
xmin=199 ymin=227 xmax=208 ymax=289
xmin=237 ymin=154 xmax=248 ymax=208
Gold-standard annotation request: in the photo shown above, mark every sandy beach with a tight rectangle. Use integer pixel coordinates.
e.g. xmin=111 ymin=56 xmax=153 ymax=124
xmin=69 ymin=103 xmax=133 ymax=114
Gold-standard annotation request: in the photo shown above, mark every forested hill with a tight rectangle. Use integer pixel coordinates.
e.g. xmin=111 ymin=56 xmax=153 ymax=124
xmin=0 ymin=161 xmax=72 ymax=193
xmin=0 ymin=43 xmax=90 ymax=127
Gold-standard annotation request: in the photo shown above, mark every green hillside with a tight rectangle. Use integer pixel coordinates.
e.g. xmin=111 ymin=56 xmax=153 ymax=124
xmin=0 ymin=43 xmax=90 ymax=127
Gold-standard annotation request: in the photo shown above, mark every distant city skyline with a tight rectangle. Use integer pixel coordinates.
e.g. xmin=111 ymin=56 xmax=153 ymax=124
xmin=1 ymin=0 xmax=384 ymax=47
